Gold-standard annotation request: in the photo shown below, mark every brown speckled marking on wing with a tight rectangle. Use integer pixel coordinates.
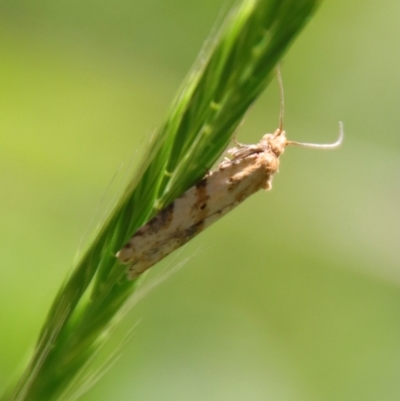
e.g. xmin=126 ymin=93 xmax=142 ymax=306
xmin=117 ymin=129 xmax=288 ymax=279
xmin=191 ymin=178 xmax=210 ymax=221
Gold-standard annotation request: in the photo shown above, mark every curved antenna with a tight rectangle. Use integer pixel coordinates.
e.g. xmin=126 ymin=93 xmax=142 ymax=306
xmin=276 ymin=66 xmax=284 ymax=131
xmin=287 ymin=122 xmax=344 ymax=149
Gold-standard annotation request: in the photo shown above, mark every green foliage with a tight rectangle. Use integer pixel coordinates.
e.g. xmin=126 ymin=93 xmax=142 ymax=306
xmin=3 ymin=0 xmax=321 ymax=400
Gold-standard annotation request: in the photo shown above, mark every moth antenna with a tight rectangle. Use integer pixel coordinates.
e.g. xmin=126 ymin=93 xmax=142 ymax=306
xmin=286 ymin=122 xmax=344 ymax=149
xmin=276 ymin=66 xmax=284 ymax=132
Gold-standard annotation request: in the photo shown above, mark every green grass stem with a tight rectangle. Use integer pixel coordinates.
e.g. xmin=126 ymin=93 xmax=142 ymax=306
xmin=3 ymin=0 xmax=322 ymax=400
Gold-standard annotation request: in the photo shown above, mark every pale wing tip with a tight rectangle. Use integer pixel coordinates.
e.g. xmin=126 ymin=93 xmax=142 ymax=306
xmin=116 ymin=247 xmax=133 ymax=264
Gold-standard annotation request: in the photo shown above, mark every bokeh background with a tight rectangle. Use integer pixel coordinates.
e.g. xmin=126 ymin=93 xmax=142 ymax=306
xmin=1 ymin=1 xmax=400 ymax=400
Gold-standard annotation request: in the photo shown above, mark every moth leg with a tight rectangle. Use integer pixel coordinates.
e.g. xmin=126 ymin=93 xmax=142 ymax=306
xmin=233 ymin=136 xmax=248 ymax=148
xmin=229 ymin=144 xmax=264 ymax=160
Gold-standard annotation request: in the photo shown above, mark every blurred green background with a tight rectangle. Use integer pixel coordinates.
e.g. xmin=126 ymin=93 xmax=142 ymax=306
xmin=1 ymin=1 xmax=400 ymax=400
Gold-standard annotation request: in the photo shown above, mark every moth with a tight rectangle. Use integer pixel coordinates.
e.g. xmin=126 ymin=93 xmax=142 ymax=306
xmin=117 ymin=124 xmax=343 ymax=279
xmin=117 ymin=73 xmax=343 ymax=280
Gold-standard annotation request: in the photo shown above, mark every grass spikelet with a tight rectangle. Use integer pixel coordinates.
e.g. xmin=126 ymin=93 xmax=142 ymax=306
xmin=2 ymin=0 xmax=322 ymax=400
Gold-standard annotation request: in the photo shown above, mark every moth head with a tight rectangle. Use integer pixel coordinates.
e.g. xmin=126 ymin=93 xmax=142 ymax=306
xmin=261 ymin=128 xmax=287 ymax=157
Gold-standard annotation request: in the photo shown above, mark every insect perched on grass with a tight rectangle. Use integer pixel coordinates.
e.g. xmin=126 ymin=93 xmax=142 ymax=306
xmin=117 ymin=70 xmax=343 ymax=279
